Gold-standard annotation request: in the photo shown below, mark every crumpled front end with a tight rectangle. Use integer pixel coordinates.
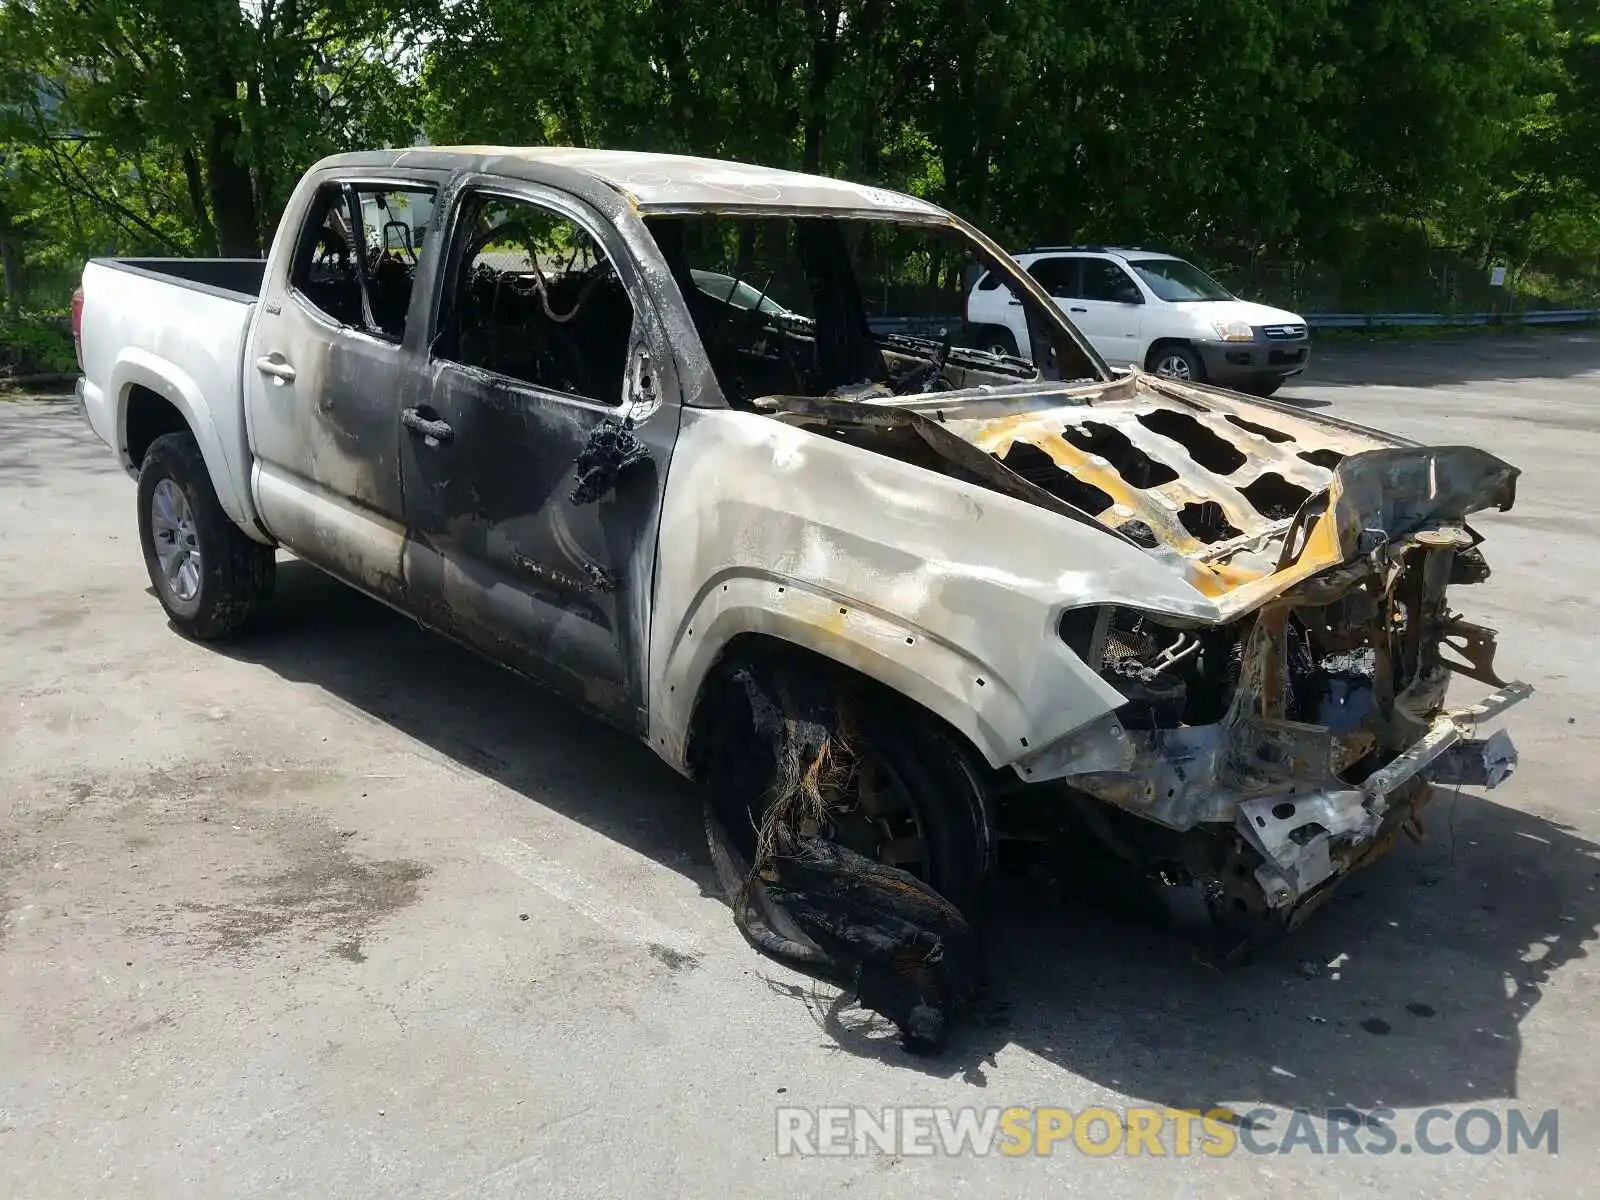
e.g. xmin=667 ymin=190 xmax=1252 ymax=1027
xmin=728 ymin=371 xmax=1529 ymax=949
xmin=944 ymin=377 xmax=1531 ymax=941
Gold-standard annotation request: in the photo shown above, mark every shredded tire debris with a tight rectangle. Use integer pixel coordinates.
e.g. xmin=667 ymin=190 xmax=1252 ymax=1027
xmin=704 ymin=665 xmax=979 ymax=1054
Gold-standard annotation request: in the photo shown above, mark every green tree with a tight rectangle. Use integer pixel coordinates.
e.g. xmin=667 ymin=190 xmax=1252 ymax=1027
xmin=0 ymin=0 xmax=422 ymax=256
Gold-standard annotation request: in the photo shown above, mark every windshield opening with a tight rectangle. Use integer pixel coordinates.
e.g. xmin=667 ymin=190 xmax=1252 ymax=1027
xmin=643 ymin=214 xmax=1099 ymax=408
xmin=1127 ymin=257 xmax=1235 ymax=303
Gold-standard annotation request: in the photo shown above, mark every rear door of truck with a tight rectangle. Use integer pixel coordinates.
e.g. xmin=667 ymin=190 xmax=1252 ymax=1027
xmin=244 ymin=166 xmax=447 ymax=605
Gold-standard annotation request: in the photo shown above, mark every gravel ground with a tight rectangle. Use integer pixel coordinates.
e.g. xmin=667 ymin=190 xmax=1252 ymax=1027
xmin=2 ymin=333 xmax=1597 ymax=1196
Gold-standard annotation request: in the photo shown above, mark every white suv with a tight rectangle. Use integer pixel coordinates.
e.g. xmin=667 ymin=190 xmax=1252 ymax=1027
xmin=965 ymin=246 xmax=1310 ymax=396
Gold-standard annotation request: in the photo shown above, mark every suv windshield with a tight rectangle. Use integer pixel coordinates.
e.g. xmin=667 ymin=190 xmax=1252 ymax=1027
xmin=690 ymin=270 xmax=797 ymax=318
xmin=645 ymin=214 xmax=1098 ymax=406
xmin=1126 ymin=257 xmax=1234 ymax=303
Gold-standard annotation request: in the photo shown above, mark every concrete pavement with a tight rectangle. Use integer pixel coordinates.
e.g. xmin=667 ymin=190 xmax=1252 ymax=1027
xmin=2 ymin=333 xmax=1597 ymax=1196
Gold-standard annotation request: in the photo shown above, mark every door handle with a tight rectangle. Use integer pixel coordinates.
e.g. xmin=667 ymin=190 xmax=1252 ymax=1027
xmin=1006 ymin=298 xmax=1022 ymax=307
xmin=401 ymin=407 xmax=453 ymax=445
xmin=255 ymin=354 xmax=296 ymax=383
xmin=1069 ymin=306 xmax=1088 ymax=313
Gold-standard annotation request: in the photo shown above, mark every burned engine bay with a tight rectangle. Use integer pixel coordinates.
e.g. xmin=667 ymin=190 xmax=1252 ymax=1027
xmin=800 ymin=382 xmax=1521 ymax=906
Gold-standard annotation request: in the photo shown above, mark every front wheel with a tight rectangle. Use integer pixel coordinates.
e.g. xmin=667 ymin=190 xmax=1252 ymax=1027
xmin=700 ymin=661 xmax=996 ymax=911
xmin=1148 ymin=343 xmax=1205 ymax=383
xmin=136 ymin=431 xmax=275 ymax=640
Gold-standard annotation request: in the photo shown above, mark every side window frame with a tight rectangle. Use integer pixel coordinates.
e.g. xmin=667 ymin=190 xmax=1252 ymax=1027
xmin=1027 ymin=255 xmax=1082 ymax=300
xmin=1080 ymin=256 xmax=1141 ymax=304
xmin=283 ymin=172 xmax=442 ymax=346
xmin=429 ymin=179 xmax=658 ymax=413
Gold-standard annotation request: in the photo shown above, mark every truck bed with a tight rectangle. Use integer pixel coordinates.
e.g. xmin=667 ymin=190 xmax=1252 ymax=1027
xmin=77 ymin=256 xmax=264 ymax=533
xmin=94 ymin=258 xmax=267 ymax=303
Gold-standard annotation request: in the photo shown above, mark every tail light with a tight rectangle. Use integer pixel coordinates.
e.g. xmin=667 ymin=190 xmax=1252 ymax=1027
xmin=70 ymin=286 xmax=85 ymax=371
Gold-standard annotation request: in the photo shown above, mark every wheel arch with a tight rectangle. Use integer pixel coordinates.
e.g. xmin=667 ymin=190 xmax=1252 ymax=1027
xmin=111 ymin=349 xmax=267 ymax=542
xmin=681 ymin=631 xmax=1000 ymax=782
xmin=653 ymin=579 xmax=1042 ymax=781
xmin=1144 ymin=337 xmax=1198 ymax=371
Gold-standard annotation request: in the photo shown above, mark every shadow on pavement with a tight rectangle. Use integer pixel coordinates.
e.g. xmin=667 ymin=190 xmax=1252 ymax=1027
xmin=1294 ymin=330 xmax=1600 ymax=391
xmin=219 ymin=559 xmax=1598 ymax=1117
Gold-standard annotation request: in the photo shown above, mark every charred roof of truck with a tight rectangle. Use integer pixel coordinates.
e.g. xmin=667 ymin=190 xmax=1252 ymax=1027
xmin=323 ymin=146 xmax=948 ymax=217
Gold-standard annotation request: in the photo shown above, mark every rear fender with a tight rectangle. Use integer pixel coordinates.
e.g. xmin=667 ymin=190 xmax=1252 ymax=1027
xmin=112 ymin=348 xmax=265 ymax=540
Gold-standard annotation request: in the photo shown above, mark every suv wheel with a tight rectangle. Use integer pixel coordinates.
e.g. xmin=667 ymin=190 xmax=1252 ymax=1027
xmin=980 ymin=327 xmax=1018 ymax=358
xmin=1149 ymin=344 xmax=1205 ymax=382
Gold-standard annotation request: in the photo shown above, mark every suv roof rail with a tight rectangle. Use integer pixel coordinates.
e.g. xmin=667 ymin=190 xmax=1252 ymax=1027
xmin=1021 ymin=244 xmax=1171 ymax=256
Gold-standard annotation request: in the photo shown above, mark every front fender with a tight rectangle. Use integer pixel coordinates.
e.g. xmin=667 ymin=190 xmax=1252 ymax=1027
xmin=641 ymin=407 xmax=1180 ymax=776
xmin=650 ymin=570 xmax=1107 ymax=772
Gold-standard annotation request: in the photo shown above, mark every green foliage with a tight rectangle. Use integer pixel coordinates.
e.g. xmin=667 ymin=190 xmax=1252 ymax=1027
xmin=0 ymin=309 xmax=75 ymax=376
xmin=0 ymin=0 xmax=1596 ymax=315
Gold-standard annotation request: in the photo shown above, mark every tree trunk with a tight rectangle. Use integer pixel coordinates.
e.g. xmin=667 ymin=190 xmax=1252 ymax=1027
xmin=801 ymin=1 xmax=840 ymax=174
xmin=182 ymin=148 xmax=220 ymax=256
xmin=206 ymin=118 xmax=260 ymax=256
xmin=204 ymin=64 xmax=260 ymax=257
xmin=0 ymin=232 xmax=22 ymax=314
xmin=246 ymin=71 xmax=275 ymax=251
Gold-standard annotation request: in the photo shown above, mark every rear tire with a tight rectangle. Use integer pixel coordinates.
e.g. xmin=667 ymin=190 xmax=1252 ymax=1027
xmin=1147 ymin=342 xmax=1205 ymax=383
xmin=136 ymin=431 xmax=275 ymax=640
xmin=699 ymin=660 xmax=996 ymax=911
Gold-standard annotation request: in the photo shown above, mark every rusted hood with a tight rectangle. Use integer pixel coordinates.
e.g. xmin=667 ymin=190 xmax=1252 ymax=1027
xmin=902 ymin=374 xmax=1519 ymax=612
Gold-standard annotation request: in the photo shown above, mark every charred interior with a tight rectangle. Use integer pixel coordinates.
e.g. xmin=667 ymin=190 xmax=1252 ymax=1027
xmin=642 ymin=213 xmax=1098 ymax=408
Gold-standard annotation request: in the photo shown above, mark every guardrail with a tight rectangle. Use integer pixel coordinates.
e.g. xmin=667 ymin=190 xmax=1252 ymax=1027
xmin=868 ymin=311 xmax=1600 ymax=338
xmin=1304 ymin=309 xmax=1600 ymax=329
xmin=867 ymin=315 xmax=959 ymax=338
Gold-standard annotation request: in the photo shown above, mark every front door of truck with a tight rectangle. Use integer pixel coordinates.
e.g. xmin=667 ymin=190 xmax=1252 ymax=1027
xmin=246 ymin=170 xmax=444 ymax=604
xmin=398 ymin=181 xmax=679 ymax=734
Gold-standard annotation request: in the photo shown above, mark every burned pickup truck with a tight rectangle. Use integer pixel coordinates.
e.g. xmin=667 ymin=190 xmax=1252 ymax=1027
xmin=75 ymin=147 xmax=1525 ymax=999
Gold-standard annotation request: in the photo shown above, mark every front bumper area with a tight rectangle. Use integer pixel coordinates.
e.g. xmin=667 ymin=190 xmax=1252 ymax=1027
xmin=1238 ymin=681 xmax=1531 ymax=909
xmin=1195 ymin=330 xmax=1311 ymax=386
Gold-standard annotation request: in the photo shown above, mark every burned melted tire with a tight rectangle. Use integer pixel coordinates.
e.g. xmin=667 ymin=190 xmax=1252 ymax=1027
xmin=700 ymin=660 xmax=996 ymax=912
xmin=136 ymin=432 xmax=275 ymax=640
